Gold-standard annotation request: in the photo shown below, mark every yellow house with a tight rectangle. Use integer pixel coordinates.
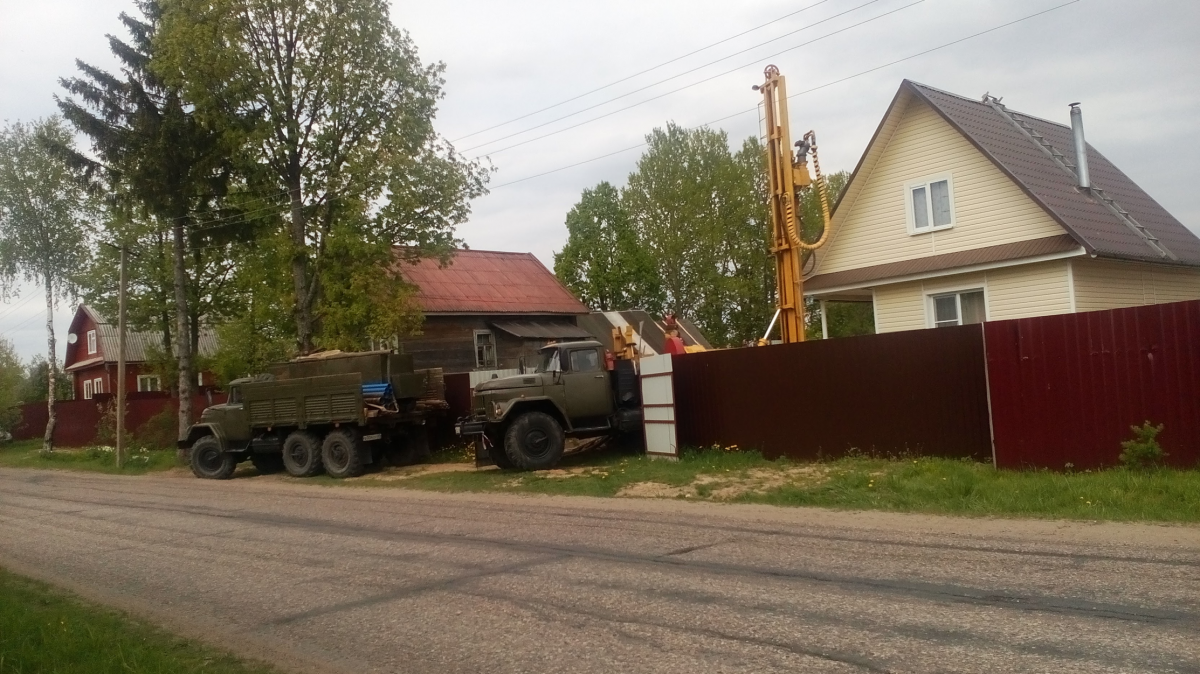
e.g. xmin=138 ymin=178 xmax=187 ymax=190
xmin=805 ymin=81 xmax=1200 ymax=332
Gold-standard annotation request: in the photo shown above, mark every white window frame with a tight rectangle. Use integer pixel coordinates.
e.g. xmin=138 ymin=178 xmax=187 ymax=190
xmin=93 ymin=377 xmax=103 ymax=395
xmin=473 ymin=330 xmax=497 ymax=369
xmin=137 ymin=374 xmax=161 ymax=392
xmin=83 ymin=379 xmax=93 ymax=400
xmin=86 ymin=329 xmax=97 ymax=354
xmin=905 ymin=173 xmax=956 ymax=235
xmin=925 ymin=285 xmax=988 ymax=328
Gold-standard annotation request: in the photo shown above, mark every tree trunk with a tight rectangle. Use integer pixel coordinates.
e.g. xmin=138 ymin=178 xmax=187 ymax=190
xmin=288 ymin=178 xmax=313 ymax=354
xmin=172 ymin=218 xmax=193 ymax=443
xmin=42 ymin=273 xmax=56 ymax=454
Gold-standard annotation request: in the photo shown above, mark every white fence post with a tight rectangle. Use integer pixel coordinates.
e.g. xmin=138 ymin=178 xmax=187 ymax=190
xmin=639 ymin=354 xmax=677 ymax=460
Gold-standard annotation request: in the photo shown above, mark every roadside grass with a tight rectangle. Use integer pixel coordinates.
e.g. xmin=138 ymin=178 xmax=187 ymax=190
xmin=0 ymin=439 xmax=178 ymax=474
xmin=0 ymin=567 xmax=277 ymax=674
xmin=344 ymin=447 xmax=1200 ymax=523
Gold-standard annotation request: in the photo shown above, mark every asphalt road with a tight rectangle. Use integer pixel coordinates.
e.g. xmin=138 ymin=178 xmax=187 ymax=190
xmin=1 ymin=468 xmax=1198 ymax=674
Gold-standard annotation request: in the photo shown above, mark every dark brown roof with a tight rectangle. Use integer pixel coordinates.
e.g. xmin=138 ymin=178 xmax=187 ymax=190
xmin=906 ymin=81 xmax=1200 ymax=266
xmin=395 ymin=249 xmax=589 ymax=315
xmin=491 ymin=320 xmax=594 ymax=339
xmin=806 ymin=235 xmax=1082 ymax=292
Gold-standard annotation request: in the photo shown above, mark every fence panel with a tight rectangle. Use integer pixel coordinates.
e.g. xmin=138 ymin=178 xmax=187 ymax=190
xmin=672 ymin=325 xmax=992 ymax=461
xmin=985 ymin=299 xmax=1200 ymax=469
xmin=13 ymin=392 xmax=227 ymax=447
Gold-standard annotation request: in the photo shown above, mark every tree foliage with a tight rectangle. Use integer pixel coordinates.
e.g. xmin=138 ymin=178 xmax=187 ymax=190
xmin=0 ymin=338 xmax=25 ymax=434
xmin=0 ymin=118 xmax=93 ymax=451
xmin=555 ymin=124 xmax=857 ymax=347
xmin=157 ymin=0 xmax=489 ymax=353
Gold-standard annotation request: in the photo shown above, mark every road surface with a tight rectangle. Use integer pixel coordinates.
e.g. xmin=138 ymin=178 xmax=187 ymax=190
xmin=1 ymin=468 xmax=1198 ymax=673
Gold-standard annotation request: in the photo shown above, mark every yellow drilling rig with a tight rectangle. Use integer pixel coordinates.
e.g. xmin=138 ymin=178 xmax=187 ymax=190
xmin=755 ymin=64 xmax=834 ymax=344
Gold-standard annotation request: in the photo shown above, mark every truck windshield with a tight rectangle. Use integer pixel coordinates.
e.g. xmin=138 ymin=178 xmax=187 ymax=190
xmin=536 ymin=349 xmax=561 ymax=373
xmin=228 ymin=387 xmax=241 ymax=404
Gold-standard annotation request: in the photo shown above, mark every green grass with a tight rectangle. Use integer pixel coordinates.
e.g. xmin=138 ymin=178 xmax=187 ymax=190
xmin=0 ymin=567 xmax=277 ymax=674
xmin=0 ymin=439 xmax=179 ymax=474
xmin=346 ymin=447 xmax=1200 ymax=523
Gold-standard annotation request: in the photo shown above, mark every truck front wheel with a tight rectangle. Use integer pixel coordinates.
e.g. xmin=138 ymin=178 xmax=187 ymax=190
xmin=282 ymin=431 xmax=323 ymax=477
xmin=190 ymin=436 xmax=236 ymax=480
xmin=322 ymin=429 xmax=365 ymax=478
xmin=504 ymin=412 xmax=565 ymax=471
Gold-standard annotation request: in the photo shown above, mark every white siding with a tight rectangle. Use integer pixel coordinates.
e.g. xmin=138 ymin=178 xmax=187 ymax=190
xmin=986 ymin=262 xmax=1072 ymax=320
xmin=1073 ymin=259 xmax=1200 ymax=311
xmin=817 ymin=98 xmax=1065 ymax=275
xmin=871 ymin=261 xmax=1072 ymax=332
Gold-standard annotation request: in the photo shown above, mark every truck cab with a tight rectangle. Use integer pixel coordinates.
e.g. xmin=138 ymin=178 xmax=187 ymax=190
xmin=459 ymin=341 xmax=641 ymax=470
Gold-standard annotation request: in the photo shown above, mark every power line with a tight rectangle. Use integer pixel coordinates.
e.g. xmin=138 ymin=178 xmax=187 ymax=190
xmin=451 ymin=0 xmax=840 ymax=143
xmin=0 ymin=290 xmax=45 ymax=322
xmin=462 ymin=0 xmax=895 ymax=154
xmin=489 ymin=0 xmax=1081 ymax=189
xmin=470 ymin=0 xmax=922 ymax=157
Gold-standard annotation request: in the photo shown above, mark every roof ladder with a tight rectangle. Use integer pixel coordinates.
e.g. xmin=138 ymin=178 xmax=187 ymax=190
xmin=983 ymin=96 xmax=1175 ymax=261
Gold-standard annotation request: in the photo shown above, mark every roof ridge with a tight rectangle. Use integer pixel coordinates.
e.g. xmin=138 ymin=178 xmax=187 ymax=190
xmin=907 ymin=80 xmax=1071 ymax=130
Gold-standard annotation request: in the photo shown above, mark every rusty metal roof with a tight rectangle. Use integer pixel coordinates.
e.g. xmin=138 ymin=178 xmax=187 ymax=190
xmin=806 ymin=235 xmax=1083 ymax=292
xmin=395 ymin=249 xmax=589 ymax=315
xmin=906 ymin=81 xmax=1200 ymax=266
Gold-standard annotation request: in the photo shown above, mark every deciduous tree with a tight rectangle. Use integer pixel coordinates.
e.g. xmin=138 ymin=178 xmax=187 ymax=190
xmin=0 ymin=118 xmax=93 ymax=452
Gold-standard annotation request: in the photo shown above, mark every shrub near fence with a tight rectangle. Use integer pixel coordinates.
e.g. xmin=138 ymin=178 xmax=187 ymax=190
xmin=13 ymin=392 xmax=227 ymax=448
xmin=671 ymin=324 xmax=993 ymax=462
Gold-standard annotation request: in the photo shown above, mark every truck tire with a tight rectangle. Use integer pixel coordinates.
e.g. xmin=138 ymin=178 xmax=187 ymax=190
xmin=190 ymin=436 xmax=236 ymax=480
xmin=282 ymin=431 xmax=323 ymax=477
xmin=322 ymin=429 xmax=364 ymax=478
xmin=250 ymin=453 xmax=285 ymax=475
xmin=504 ymin=412 xmax=565 ymax=471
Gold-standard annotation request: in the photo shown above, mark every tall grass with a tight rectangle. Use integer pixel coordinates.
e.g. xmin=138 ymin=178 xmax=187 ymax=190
xmin=0 ymin=439 xmax=178 ymax=474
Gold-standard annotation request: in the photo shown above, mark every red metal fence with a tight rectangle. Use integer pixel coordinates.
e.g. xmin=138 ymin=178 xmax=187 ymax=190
xmin=985 ymin=300 xmax=1200 ymax=469
xmin=13 ymin=392 xmax=227 ymax=447
xmin=672 ymin=325 xmax=993 ymax=461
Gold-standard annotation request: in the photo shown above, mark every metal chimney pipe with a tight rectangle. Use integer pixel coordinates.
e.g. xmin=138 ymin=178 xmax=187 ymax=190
xmin=1069 ymin=102 xmax=1090 ymax=189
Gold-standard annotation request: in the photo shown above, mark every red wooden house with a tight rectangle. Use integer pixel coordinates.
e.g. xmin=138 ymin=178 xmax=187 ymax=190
xmin=63 ymin=305 xmax=219 ymax=400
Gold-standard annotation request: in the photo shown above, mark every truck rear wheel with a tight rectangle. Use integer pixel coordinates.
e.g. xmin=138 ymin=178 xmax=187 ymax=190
xmin=282 ymin=431 xmax=323 ymax=477
xmin=190 ymin=436 xmax=236 ymax=480
xmin=322 ymin=429 xmax=364 ymax=478
xmin=504 ymin=412 xmax=565 ymax=471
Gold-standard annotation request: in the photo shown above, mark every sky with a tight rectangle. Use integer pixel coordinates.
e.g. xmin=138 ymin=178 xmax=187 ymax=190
xmin=1 ymin=0 xmax=1198 ymax=362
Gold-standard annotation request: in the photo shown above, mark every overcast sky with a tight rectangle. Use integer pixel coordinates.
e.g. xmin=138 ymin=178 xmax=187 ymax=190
xmin=2 ymin=0 xmax=1198 ymax=362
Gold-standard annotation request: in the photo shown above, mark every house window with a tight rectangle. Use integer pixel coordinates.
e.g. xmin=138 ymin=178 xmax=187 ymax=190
xmin=930 ymin=290 xmax=986 ymax=328
xmin=474 ymin=330 xmax=497 ymax=369
xmin=197 ymin=372 xmax=204 ymax=387
xmin=87 ymin=329 xmax=97 ymax=354
xmin=906 ymin=175 xmax=955 ymax=233
xmin=137 ymin=375 xmax=161 ymax=392
xmin=93 ymin=377 xmax=103 ymax=395
xmin=83 ymin=379 xmax=93 ymax=400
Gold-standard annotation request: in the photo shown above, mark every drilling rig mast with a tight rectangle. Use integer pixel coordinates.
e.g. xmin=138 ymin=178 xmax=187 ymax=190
xmin=756 ymin=64 xmax=833 ymax=344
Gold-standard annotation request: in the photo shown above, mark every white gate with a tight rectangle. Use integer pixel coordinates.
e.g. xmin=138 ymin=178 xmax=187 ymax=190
xmin=639 ymin=354 xmax=677 ymax=459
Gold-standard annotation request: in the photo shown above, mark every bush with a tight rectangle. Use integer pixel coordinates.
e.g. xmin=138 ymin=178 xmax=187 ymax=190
xmin=132 ymin=406 xmax=179 ymax=452
xmin=1119 ymin=421 xmax=1166 ymax=468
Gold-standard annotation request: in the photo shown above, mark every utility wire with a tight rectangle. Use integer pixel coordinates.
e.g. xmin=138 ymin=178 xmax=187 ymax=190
xmin=452 ymin=0 xmax=842 ymax=143
xmin=462 ymin=0 xmax=894 ymax=154
xmin=489 ymin=0 xmax=1081 ymax=189
xmin=0 ymin=290 xmax=45 ymax=323
xmin=473 ymin=0 xmax=922 ymax=158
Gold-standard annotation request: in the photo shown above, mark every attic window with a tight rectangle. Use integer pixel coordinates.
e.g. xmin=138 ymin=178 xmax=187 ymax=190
xmin=907 ymin=175 xmax=955 ymax=233
xmin=87 ymin=330 xmax=97 ymax=355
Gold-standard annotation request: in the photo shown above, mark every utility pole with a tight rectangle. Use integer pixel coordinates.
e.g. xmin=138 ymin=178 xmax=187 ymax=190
xmin=116 ymin=244 xmax=128 ymax=468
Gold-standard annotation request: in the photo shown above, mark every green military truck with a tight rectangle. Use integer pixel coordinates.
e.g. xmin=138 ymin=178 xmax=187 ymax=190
xmin=184 ymin=351 xmax=445 ymax=480
xmin=456 ymin=340 xmax=643 ymax=470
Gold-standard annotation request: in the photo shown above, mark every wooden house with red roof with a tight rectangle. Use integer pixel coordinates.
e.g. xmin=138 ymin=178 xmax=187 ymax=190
xmin=393 ymin=249 xmax=593 ymax=373
xmin=63 ymin=304 xmax=220 ymax=400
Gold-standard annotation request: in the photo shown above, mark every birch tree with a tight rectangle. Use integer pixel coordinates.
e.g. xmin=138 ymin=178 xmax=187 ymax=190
xmin=0 ymin=119 xmax=93 ymax=453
